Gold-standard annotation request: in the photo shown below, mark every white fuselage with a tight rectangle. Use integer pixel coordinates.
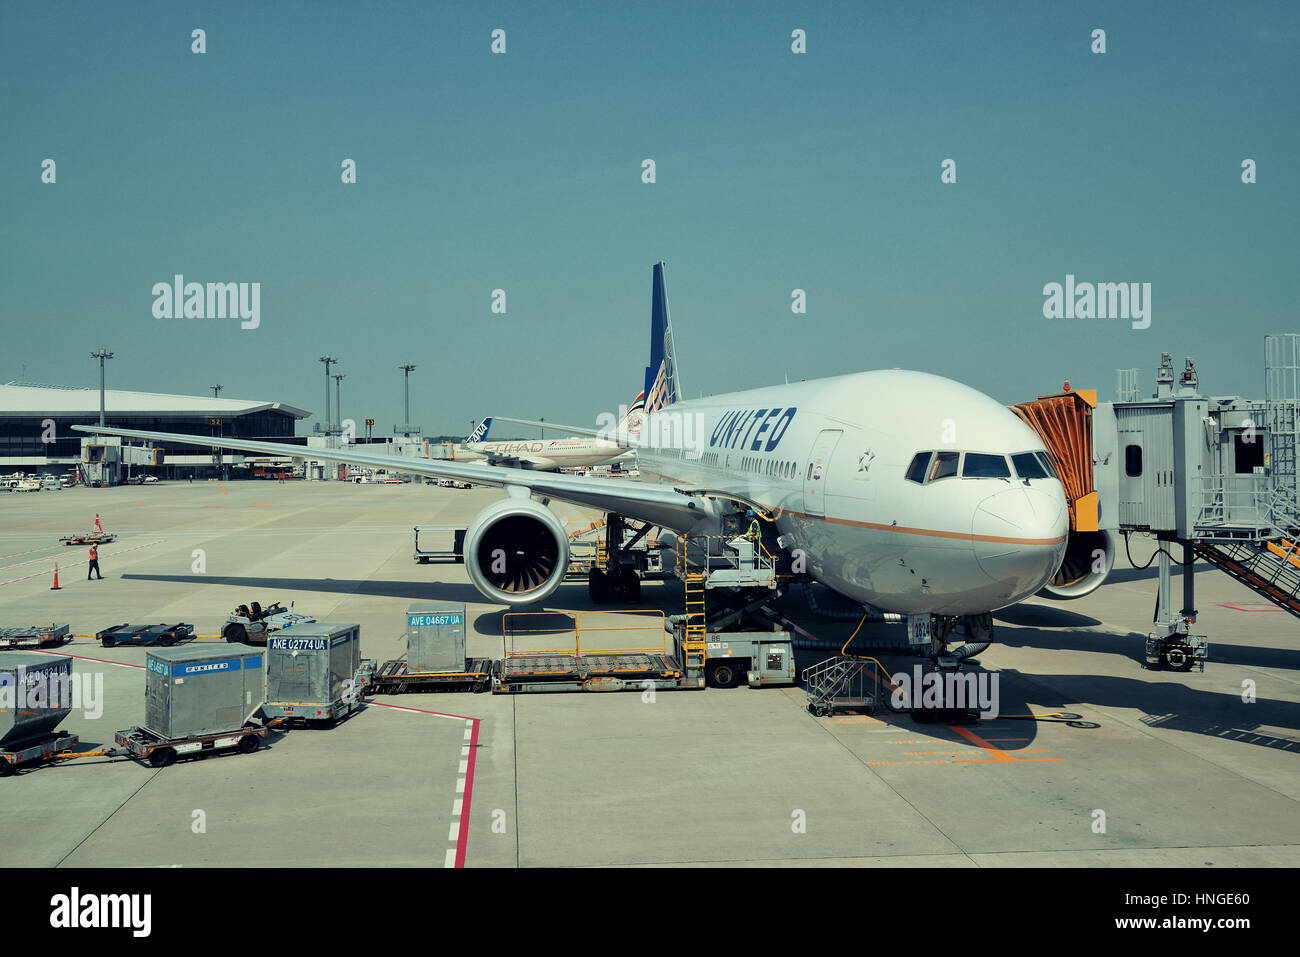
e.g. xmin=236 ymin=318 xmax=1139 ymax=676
xmin=633 ymin=370 xmax=1069 ymax=615
xmin=460 ymin=437 xmax=626 ymax=471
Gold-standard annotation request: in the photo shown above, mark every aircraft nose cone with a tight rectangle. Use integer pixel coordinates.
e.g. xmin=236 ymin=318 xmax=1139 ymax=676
xmin=972 ymin=486 xmax=1069 ymax=598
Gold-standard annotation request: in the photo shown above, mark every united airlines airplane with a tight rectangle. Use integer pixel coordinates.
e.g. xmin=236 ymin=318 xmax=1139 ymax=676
xmin=75 ymin=263 xmax=1112 ymax=666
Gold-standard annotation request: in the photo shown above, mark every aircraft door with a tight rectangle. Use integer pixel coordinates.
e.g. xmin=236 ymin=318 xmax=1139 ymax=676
xmin=803 ymin=429 xmax=843 ymax=517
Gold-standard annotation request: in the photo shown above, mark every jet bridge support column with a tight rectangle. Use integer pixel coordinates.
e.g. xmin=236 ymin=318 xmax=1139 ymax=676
xmin=1146 ymin=538 xmax=1207 ymax=672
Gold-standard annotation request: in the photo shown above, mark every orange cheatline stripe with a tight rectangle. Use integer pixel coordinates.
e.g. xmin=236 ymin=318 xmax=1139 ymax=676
xmin=784 ymin=511 xmax=1066 ymax=547
xmin=650 ymin=472 xmax=1066 ymax=547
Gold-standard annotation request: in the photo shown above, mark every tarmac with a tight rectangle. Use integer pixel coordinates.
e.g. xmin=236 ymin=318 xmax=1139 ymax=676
xmin=1 ymin=479 xmax=1298 ymax=867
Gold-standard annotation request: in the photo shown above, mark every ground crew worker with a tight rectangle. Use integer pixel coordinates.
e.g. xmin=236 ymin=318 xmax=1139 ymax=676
xmin=93 ymin=513 xmax=103 ymax=534
xmin=745 ymin=510 xmax=761 ymax=543
xmin=87 ymin=543 xmax=103 ymax=580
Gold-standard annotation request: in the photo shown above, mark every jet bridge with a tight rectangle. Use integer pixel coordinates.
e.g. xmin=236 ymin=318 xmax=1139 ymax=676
xmin=1090 ymin=340 xmax=1300 ymax=669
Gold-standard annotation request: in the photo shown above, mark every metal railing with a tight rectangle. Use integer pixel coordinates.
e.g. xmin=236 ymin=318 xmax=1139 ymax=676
xmin=1193 ymin=475 xmax=1272 ymax=531
xmin=500 ymin=609 xmax=668 ymax=660
xmin=674 ymin=533 xmax=777 ymax=582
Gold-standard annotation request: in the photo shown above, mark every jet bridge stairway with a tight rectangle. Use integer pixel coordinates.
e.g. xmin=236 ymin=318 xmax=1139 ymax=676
xmin=1193 ymin=538 xmax=1300 ymax=619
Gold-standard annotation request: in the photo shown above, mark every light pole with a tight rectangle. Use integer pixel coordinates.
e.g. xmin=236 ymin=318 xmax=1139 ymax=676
xmin=540 ymin=417 xmax=544 ymax=440
xmin=212 ymin=384 xmax=223 ymax=399
xmin=333 ymin=372 xmax=345 ymax=439
xmin=399 ymin=362 xmax=416 ymax=433
xmin=90 ymin=348 xmax=114 ymax=429
xmin=319 ymin=355 xmax=334 ymax=434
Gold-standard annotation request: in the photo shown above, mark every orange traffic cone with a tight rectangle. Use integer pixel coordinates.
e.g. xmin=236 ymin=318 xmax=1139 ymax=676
xmin=50 ymin=563 xmax=61 ymax=590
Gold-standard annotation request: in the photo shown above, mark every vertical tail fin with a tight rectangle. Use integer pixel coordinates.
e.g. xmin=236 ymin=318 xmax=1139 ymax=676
xmin=465 ymin=417 xmax=492 ymax=444
xmin=643 ymin=261 xmax=683 ymax=413
xmin=616 ymin=391 xmax=646 ymax=442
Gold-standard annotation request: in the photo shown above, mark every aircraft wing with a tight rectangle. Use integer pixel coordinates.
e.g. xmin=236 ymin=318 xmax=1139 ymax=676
xmin=490 ymin=416 xmax=609 ymax=441
xmin=70 ymin=425 xmax=706 ymax=530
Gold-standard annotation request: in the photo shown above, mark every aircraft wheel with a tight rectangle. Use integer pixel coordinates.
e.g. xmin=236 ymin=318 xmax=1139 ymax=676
xmin=1161 ymin=643 xmax=1195 ymax=672
xmin=623 ymin=573 xmax=641 ymax=603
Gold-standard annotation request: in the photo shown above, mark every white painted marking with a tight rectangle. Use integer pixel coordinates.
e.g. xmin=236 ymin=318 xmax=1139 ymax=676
xmin=448 ymin=821 xmax=460 ymax=842
xmin=452 ymin=799 xmax=463 ymax=816
xmin=444 ymin=848 xmax=456 ymax=868
xmin=458 ymin=759 xmax=468 ymax=774
xmin=460 ymin=745 xmax=470 ymax=756
xmin=456 ymin=777 xmax=466 ymax=793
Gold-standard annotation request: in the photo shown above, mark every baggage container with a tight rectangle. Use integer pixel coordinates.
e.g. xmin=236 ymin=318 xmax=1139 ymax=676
xmin=145 ymin=645 xmax=264 ymax=740
xmin=0 ymin=652 xmax=75 ymax=747
xmin=263 ymin=623 xmax=362 ymax=723
xmin=406 ymin=602 xmax=466 ymax=672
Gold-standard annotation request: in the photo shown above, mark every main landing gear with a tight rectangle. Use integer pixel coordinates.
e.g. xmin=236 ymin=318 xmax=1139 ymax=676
xmin=905 ymin=613 xmax=994 ymax=724
xmin=586 ymin=514 xmax=647 ymax=605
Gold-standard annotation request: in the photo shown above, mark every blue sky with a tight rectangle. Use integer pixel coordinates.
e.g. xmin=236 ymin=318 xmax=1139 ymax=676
xmin=2 ymin=1 xmax=1297 ymax=436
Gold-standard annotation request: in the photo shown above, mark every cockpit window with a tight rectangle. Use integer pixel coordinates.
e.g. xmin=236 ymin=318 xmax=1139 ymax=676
xmin=962 ymin=453 xmax=1011 ymax=478
xmin=1035 ymin=451 xmax=1058 ymax=479
xmin=928 ymin=451 xmax=960 ymax=481
xmin=1011 ymin=451 xmax=1050 ymax=480
xmin=905 ymin=452 xmax=932 ymax=484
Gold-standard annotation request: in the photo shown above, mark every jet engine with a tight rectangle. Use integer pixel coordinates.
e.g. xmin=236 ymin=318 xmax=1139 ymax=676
xmin=463 ymin=498 xmax=570 ymax=606
xmin=1039 ymin=528 xmax=1116 ymax=600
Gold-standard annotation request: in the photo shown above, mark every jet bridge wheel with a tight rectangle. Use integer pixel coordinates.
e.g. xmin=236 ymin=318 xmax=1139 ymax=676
xmin=1160 ymin=642 xmax=1195 ymax=672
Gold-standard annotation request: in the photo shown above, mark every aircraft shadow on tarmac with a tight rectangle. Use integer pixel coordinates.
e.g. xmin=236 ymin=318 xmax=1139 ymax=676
xmin=995 ymin=616 xmax=1300 ymax=672
xmin=998 ymin=668 xmax=1300 ymax=754
xmin=121 ymin=573 xmax=485 ymax=604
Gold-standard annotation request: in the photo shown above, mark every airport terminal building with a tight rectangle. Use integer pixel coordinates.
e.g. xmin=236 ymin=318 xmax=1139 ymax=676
xmin=0 ymin=382 xmax=310 ymax=481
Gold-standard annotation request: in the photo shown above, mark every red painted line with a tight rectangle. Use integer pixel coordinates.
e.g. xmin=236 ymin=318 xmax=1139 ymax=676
xmin=366 ymin=700 xmax=481 ymax=869
xmin=0 ymin=553 xmax=70 ymax=573
xmin=43 ymin=651 xmax=144 ymax=669
xmin=0 ymin=540 xmax=164 ymax=586
xmin=455 ymin=719 xmax=480 ymax=869
xmin=0 ymin=545 xmax=63 ymax=562
xmin=367 ymin=700 xmax=477 ymax=721
xmin=1215 ymin=602 xmax=1285 ymax=613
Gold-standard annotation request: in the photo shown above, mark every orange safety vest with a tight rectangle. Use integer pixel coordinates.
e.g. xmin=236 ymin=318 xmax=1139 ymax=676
xmin=89 ymin=545 xmax=98 ymax=561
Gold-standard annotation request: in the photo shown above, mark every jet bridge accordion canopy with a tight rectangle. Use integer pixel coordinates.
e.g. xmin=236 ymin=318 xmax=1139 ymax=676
xmin=1010 ymin=390 xmax=1098 ymax=533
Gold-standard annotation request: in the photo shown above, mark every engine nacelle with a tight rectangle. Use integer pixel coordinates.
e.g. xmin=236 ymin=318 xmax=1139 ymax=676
xmin=463 ymin=498 xmax=570 ymax=606
xmin=1039 ymin=528 xmax=1116 ymax=600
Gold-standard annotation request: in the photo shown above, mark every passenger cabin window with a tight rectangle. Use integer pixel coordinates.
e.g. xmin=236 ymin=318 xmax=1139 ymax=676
xmin=1124 ymin=444 xmax=1142 ymax=478
xmin=1011 ymin=452 xmax=1049 ymax=480
xmin=905 ymin=452 xmax=932 ymax=484
xmin=928 ymin=451 xmax=960 ymax=481
xmin=962 ymin=453 xmax=1011 ymax=478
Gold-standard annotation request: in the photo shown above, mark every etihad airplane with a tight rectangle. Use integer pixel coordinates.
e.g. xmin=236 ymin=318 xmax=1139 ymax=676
xmin=75 ymin=263 xmax=1112 ymax=666
xmin=456 ymin=401 xmax=643 ymax=470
